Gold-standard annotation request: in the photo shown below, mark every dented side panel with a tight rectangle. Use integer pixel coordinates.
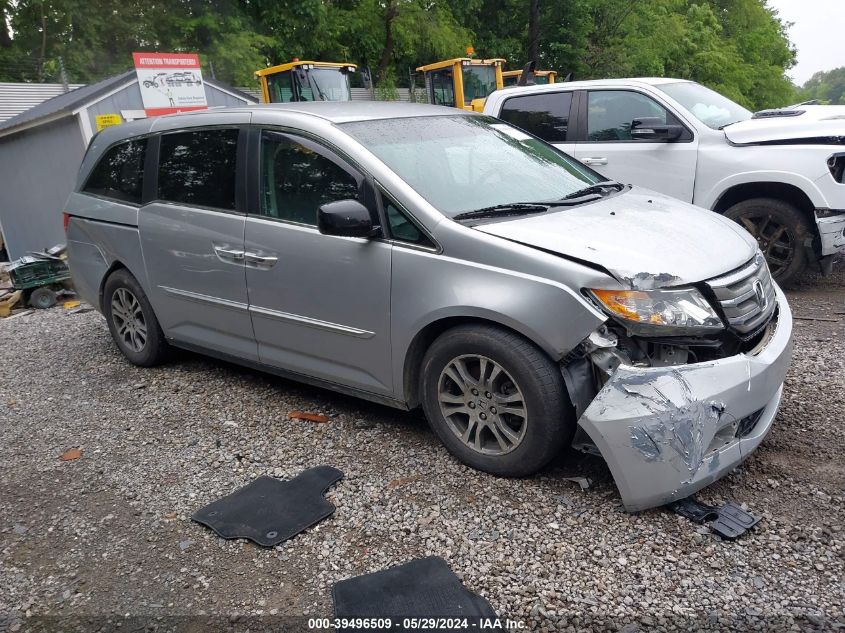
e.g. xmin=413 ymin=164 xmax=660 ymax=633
xmin=576 ymin=287 xmax=793 ymax=512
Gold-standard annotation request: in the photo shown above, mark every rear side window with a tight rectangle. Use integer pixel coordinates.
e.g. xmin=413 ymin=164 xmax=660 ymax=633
xmin=83 ymin=139 xmax=147 ymax=204
xmin=499 ymin=92 xmax=573 ymax=142
xmin=157 ymin=128 xmax=239 ymax=210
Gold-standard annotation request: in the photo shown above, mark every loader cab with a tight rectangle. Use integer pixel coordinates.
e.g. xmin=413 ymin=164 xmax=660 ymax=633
xmin=416 ymin=57 xmax=505 ymax=111
xmin=256 ymin=60 xmax=358 ymax=103
xmin=502 ymin=69 xmax=557 ymax=87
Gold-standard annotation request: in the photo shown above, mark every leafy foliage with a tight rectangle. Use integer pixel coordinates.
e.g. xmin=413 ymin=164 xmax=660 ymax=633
xmin=802 ymin=67 xmax=845 ymax=105
xmin=0 ymin=0 xmax=802 ymax=109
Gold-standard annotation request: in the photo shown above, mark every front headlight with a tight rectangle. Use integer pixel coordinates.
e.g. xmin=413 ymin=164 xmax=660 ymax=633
xmin=588 ymin=287 xmax=724 ymax=336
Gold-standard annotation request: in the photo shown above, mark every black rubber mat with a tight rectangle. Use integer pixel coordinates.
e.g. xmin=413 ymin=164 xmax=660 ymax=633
xmin=332 ymin=556 xmax=498 ymax=632
xmin=192 ymin=466 xmax=343 ymax=547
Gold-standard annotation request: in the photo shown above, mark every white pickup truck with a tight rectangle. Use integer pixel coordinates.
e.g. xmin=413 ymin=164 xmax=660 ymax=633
xmin=483 ymin=78 xmax=845 ymax=283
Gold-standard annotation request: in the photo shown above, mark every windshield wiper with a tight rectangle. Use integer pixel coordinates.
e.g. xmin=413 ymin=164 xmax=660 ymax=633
xmin=561 ymin=181 xmax=625 ymax=200
xmin=453 ymin=203 xmax=550 ymax=221
xmin=718 ymin=120 xmax=743 ymax=130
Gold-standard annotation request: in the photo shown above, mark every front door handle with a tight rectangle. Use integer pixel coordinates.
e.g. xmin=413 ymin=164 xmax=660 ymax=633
xmin=213 ymin=245 xmax=245 ymax=264
xmin=244 ymin=252 xmax=279 ymax=269
xmin=582 ymin=157 xmax=608 ymax=166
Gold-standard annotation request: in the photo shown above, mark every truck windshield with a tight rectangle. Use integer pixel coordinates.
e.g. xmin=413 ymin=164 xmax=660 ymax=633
xmin=298 ymin=68 xmax=351 ymax=101
xmin=659 ymin=81 xmax=752 ymax=130
xmin=462 ymin=66 xmax=497 ymax=104
xmin=341 ymin=115 xmax=602 ymax=217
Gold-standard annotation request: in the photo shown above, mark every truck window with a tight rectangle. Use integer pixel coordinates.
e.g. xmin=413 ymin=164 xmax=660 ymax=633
xmin=157 ymin=128 xmax=239 ymax=211
xmin=83 ymin=139 xmax=147 ymax=204
xmin=586 ymin=90 xmax=687 ymax=141
xmin=499 ymin=92 xmax=573 ymax=142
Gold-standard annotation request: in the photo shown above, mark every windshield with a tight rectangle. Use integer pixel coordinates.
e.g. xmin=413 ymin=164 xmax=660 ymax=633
xmin=341 ymin=115 xmax=602 ymax=217
xmin=462 ymin=66 xmax=498 ymax=104
xmin=297 ymin=68 xmax=351 ymax=101
xmin=658 ymin=81 xmax=752 ymax=129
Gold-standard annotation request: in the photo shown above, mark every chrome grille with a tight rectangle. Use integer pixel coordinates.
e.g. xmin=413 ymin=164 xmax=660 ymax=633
xmin=706 ymin=253 xmax=777 ymax=335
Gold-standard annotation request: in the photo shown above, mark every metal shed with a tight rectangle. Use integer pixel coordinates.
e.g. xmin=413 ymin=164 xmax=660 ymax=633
xmin=0 ymin=70 xmax=256 ymax=260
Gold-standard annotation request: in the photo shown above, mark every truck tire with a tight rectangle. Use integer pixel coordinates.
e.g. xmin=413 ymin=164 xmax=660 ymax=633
xmin=420 ymin=324 xmax=574 ymax=477
xmin=724 ymin=198 xmax=810 ymax=285
xmin=103 ymin=269 xmax=170 ymax=367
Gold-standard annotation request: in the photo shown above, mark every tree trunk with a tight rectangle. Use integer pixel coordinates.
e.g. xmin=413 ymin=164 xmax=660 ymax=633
xmin=0 ymin=1 xmax=12 ymax=48
xmin=38 ymin=2 xmax=47 ymax=81
xmin=527 ymin=0 xmax=540 ymax=63
xmin=376 ymin=0 xmax=398 ymax=82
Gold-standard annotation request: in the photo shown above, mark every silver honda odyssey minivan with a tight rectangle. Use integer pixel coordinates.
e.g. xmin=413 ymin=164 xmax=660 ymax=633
xmin=65 ymin=102 xmax=793 ymax=511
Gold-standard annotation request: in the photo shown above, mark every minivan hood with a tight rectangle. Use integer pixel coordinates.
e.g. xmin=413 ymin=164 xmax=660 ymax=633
xmin=724 ymin=105 xmax=845 ymax=145
xmin=474 ymin=188 xmax=757 ymax=288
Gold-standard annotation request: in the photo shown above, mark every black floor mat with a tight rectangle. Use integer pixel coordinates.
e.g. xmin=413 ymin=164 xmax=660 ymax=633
xmin=332 ymin=556 xmax=498 ymax=632
xmin=192 ymin=466 xmax=343 ymax=547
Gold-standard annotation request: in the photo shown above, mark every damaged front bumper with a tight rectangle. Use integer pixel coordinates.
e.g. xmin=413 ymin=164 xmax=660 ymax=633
xmin=575 ymin=287 xmax=793 ymax=512
xmin=817 ymin=213 xmax=845 ymax=257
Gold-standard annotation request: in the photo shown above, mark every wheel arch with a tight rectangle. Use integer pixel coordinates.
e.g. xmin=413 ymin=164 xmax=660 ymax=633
xmin=98 ymin=260 xmax=131 ymax=311
xmin=401 ymin=314 xmax=566 ymax=410
xmin=713 ymin=181 xmax=814 ymax=216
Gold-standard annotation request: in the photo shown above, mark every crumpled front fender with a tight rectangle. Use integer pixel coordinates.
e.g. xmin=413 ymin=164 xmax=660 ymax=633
xmin=576 ymin=287 xmax=793 ymax=512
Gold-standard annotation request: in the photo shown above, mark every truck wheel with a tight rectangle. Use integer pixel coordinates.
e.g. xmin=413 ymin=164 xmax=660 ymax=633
xmin=724 ymin=198 xmax=810 ymax=285
xmin=420 ymin=324 xmax=574 ymax=477
xmin=103 ymin=269 xmax=170 ymax=367
xmin=29 ymin=287 xmax=57 ymax=309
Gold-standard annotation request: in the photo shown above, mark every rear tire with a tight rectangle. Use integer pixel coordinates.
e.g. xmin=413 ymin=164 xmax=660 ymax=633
xmin=420 ymin=324 xmax=574 ymax=477
xmin=724 ymin=198 xmax=810 ymax=285
xmin=103 ymin=269 xmax=170 ymax=367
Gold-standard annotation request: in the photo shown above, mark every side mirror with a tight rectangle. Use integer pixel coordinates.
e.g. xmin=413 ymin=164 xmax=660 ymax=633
xmin=317 ymin=199 xmax=378 ymax=238
xmin=630 ymin=117 xmax=683 ymax=141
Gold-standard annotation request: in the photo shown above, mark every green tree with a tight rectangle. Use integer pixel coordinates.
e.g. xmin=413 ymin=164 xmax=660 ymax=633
xmin=802 ymin=67 xmax=845 ymax=105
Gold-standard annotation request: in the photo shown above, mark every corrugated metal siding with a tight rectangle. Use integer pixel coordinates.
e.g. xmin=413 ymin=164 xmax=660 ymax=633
xmin=233 ymin=87 xmax=427 ymax=103
xmin=237 ymin=86 xmax=262 ymax=101
xmin=0 ymin=82 xmax=84 ymax=123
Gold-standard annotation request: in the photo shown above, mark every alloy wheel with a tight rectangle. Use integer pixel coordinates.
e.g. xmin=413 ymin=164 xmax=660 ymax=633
xmin=736 ymin=213 xmax=795 ymax=279
xmin=111 ymin=288 xmax=147 ymax=353
xmin=437 ymin=354 xmax=528 ymax=455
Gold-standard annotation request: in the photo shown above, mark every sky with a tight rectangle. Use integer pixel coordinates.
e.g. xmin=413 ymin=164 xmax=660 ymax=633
xmin=766 ymin=0 xmax=845 ymax=86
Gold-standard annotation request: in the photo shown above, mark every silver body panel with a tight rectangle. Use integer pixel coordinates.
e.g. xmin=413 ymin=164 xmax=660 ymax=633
xmin=65 ymin=102 xmax=793 ymax=511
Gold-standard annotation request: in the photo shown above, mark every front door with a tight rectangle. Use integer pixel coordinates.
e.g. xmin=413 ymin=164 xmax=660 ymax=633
xmin=140 ymin=121 xmax=256 ymax=360
xmin=571 ymin=89 xmax=699 ymax=202
xmin=243 ymin=129 xmax=393 ymax=395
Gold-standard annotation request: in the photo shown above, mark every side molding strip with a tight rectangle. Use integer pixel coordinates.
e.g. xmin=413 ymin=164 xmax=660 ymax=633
xmin=248 ymin=305 xmax=375 ymax=339
xmin=159 ymin=286 xmax=249 ymax=312
xmin=158 ymin=286 xmax=375 ymax=338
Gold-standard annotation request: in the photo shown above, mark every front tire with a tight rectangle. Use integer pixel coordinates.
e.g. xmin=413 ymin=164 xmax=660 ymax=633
xmin=420 ymin=325 xmax=574 ymax=477
xmin=103 ymin=269 xmax=170 ymax=367
xmin=724 ymin=198 xmax=810 ymax=285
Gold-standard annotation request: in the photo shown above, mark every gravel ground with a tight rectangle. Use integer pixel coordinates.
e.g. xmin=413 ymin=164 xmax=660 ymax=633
xmin=0 ymin=270 xmax=843 ymax=632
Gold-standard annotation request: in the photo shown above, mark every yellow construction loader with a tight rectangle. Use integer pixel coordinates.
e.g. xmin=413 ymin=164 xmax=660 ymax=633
xmin=415 ymin=56 xmax=505 ymax=111
xmin=502 ymin=69 xmax=557 ymax=87
xmin=255 ymin=60 xmax=360 ymax=103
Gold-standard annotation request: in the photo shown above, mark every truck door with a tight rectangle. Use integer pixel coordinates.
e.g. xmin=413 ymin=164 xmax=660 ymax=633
xmin=571 ymin=89 xmax=698 ymax=202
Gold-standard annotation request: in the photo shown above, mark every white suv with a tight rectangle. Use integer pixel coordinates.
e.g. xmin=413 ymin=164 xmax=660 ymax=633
xmin=484 ymin=78 xmax=845 ymax=283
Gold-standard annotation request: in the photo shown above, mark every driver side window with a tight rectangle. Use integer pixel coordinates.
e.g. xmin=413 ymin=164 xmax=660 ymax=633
xmin=260 ymin=131 xmax=360 ymax=225
xmin=587 ymin=90 xmax=683 ymax=141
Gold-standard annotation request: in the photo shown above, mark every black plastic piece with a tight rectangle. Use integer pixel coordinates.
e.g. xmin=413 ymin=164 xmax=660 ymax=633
xmin=192 ymin=466 xmax=343 ymax=547
xmin=332 ymin=556 xmax=498 ymax=632
xmin=669 ymin=496 xmax=761 ymax=539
